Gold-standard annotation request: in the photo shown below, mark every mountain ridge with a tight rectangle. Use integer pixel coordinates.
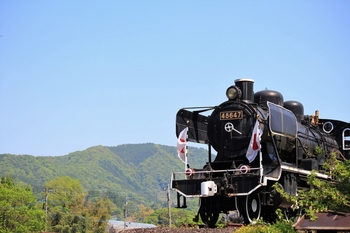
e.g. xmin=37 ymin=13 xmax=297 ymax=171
xmin=0 ymin=143 xmax=210 ymax=204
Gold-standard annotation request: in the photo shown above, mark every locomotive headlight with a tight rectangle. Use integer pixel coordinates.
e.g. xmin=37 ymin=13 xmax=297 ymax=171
xmin=226 ymin=86 xmax=242 ymax=100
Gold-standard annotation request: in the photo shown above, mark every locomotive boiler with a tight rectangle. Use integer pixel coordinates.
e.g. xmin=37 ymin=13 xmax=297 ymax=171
xmin=170 ymin=79 xmax=350 ymax=226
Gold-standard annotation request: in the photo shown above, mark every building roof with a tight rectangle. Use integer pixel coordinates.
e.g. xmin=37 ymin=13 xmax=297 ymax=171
xmin=294 ymin=212 xmax=350 ymax=231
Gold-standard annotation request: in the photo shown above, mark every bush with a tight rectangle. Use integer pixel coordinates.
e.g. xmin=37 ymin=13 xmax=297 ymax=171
xmin=235 ymin=220 xmax=294 ymax=233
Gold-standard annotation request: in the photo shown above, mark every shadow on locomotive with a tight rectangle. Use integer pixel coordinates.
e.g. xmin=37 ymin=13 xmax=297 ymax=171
xmin=170 ymin=79 xmax=350 ymax=227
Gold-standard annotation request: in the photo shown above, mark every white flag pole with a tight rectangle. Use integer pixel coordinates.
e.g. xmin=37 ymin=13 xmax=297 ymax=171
xmin=183 ymin=131 xmax=188 ymax=180
xmin=185 ymin=140 xmax=188 ymax=172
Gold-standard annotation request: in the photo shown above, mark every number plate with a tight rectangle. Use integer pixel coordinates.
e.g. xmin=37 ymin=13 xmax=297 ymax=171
xmin=220 ymin=111 xmax=243 ymax=120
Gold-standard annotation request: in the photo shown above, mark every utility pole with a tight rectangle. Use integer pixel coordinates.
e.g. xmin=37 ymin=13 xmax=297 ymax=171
xmin=44 ymin=188 xmax=53 ymax=232
xmin=124 ymin=196 xmax=133 ymax=229
xmin=167 ymin=184 xmax=172 ymax=228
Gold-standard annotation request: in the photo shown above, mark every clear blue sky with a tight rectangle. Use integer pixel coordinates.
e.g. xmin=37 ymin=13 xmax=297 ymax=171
xmin=1 ymin=0 xmax=349 ymax=156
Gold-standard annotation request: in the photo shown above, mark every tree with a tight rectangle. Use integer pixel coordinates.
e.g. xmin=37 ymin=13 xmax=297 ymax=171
xmin=44 ymin=176 xmax=86 ymax=213
xmin=44 ymin=176 xmax=86 ymax=232
xmin=134 ymin=204 xmax=154 ymax=222
xmin=0 ymin=176 xmax=45 ymax=233
xmin=85 ymin=196 xmax=116 ymax=233
xmin=275 ymin=151 xmax=350 ymax=220
xmin=145 ymin=208 xmax=198 ymax=228
xmin=44 ymin=176 xmax=116 ymax=233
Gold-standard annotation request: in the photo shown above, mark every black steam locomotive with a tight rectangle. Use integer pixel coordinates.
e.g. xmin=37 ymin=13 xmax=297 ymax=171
xmin=171 ymin=79 xmax=350 ymax=226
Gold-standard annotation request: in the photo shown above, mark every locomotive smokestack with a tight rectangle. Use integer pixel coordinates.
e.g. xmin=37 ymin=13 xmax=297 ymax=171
xmin=235 ymin=79 xmax=254 ymax=103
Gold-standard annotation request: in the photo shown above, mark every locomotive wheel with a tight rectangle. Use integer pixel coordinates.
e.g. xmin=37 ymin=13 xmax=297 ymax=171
xmin=261 ymin=206 xmax=277 ymax=223
xmin=283 ymin=207 xmax=303 ymax=223
xmin=199 ymin=197 xmax=220 ymax=228
xmin=238 ymin=192 xmax=262 ymax=223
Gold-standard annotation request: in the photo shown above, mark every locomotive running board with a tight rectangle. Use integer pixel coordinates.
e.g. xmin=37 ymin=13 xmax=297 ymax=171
xmin=281 ymin=163 xmax=331 ymax=180
xmin=171 ymin=167 xmax=266 ymax=198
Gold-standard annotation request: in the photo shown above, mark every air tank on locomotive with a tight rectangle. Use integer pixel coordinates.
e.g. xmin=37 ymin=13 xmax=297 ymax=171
xmin=254 ymin=89 xmax=284 ymax=106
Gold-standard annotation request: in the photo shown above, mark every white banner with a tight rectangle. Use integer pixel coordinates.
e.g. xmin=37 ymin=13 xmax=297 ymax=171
xmin=177 ymin=127 xmax=188 ymax=163
xmin=246 ymin=120 xmax=262 ymax=163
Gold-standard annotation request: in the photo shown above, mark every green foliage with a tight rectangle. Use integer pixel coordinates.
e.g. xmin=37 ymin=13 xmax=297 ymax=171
xmin=235 ymin=220 xmax=294 ymax=233
xmin=85 ymin=196 xmax=116 ymax=233
xmin=44 ymin=177 xmax=87 ymax=232
xmin=0 ymin=176 xmax=45 ymax=233
xmin=145 ymin=208 xmax=198 ymax=228
xmin=44 ymin=176 xmax=116 ymax=233
xmin=0 ymin=144 xmax=212 ymax=229
xmin=273 ymin=151 xmax=350 ymax=220
xmin=0 ymin=144 xmax=209 ymax=208
xmin=45 ymin=176 xmax=86 ymax=213
xmin=133 ymin=204 xmax=154 ymax=222
xmin=108 ymin=143 xmax=159 ymax=165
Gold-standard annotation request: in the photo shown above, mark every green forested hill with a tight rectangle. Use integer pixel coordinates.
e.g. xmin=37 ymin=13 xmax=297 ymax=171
xmin=0 ymin=143 xmax=210 ymax=205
